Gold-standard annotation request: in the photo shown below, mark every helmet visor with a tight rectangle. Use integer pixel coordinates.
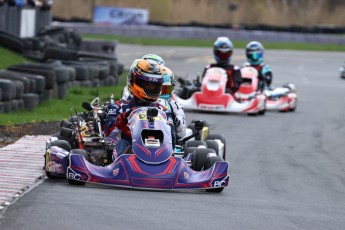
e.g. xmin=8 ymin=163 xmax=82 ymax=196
xmin=214 ymin=49 xmax=233 ymax=61
xmin=161 ymin=85 xmax=174 ymax=95
xmin=136 ymin=77 xmax=162 ymax=98
xmin=246 ymin=51 xmax=262 ymax=61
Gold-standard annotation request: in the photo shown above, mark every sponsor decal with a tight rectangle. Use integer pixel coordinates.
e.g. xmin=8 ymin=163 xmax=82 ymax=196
xmin=47 ymin=162 xmax=63 ymax=173
xmin=211 ymin=176 xmax=229 ymax=188
xmin=113 ymin=168 xmax=119 ymax=177
xmin=184 ymin=172 xmax=189 ymax=179
xmin=68 ymin=169 xmax=83 ymax=181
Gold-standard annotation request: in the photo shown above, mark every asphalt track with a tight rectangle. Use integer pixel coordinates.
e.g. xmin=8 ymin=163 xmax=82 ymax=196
xmin=1 ymin=45 xmax=345 ymax=230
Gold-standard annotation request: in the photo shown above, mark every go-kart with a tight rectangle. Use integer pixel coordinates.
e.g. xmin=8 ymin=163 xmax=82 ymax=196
xmin=45 ymin=107 xmax=229 ymax=192
xmin=174 ymin=67 xmax=265 ymax=115
xmin=44 ymin=94 xmax=117 ymax=182
xmin=339 ymin=64 xmax=345 ymax=79
xmin=263 ymin=83 xmax=297 ymax=112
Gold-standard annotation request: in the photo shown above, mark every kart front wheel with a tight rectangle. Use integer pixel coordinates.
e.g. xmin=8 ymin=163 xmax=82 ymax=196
xmin=67 ymin=178 xmax=86 ymax=186
xmin=192 ymin=148 xmax=216 ymax=171
xmin=206 ymin=134 xmax=227 ymax=160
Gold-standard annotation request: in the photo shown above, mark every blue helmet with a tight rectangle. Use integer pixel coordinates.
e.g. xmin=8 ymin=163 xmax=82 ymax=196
xmin=213 ymin=37 xmax=233 ymax=65
xmin=246 ymin=41 xmax=264 ymax=65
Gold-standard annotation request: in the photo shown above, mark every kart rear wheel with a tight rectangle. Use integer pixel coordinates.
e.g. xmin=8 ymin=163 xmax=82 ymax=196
xmin=185 ymin=140 xmax=207 ymax=148
xmin=192 ymin=148 xmax=216 ymax=171
xmin=204 ymin=156 xmax=225 ymax=193
xmin=183 ymin=147 xmax=197 ymax=158
xmin=205 ymin=140 xmax=219 ymax=156
xmin=206 ymin=134 xmax=226 ymax=160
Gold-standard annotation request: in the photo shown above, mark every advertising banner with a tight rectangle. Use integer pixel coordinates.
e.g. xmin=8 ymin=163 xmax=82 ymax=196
xmin=93 ymin=6 xmax=149 ymax=25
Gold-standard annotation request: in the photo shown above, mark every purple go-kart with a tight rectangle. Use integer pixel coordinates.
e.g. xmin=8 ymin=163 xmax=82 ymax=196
xmin=45 ymin=107 xmax=229 ymax=193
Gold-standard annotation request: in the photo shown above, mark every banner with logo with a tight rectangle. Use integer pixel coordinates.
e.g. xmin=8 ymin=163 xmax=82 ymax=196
xmin=93 ymin=6 xmax=149 ymax=25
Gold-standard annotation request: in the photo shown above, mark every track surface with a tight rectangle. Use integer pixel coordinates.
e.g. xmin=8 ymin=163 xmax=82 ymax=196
xmin=1 ymin=45 xmax=345 ymax=230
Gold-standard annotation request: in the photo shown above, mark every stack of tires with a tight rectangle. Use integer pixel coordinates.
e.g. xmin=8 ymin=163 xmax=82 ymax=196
xmin=0 ymin=26 xmax=124 ymax=114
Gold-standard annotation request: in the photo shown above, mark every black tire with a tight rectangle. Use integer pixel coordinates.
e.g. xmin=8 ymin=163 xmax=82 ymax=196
xmin=67 ymin=178 xmax=86 ymax=186
xmin=70 ymin=149 xmax=89 ymax=160
xmin=204 ymin=156 xmax=225 ymax=193
xmin=50 ymin=139 xmax=71 ymax=152
xmin=192 ymin=148 xmax=215 ymax=171
xmin=206 ymin=134 xmax=227 ymax=160
xmin=7 ymin=67 xmax=49 ymax=92
xmin=0 ymin=70 xmax=31 ymax=93
xmin=0 ymin=79 xmax=15 ymax=101
xmin=0 ymin=102 xmax=4 ymax=113
xmin=289 ymin=98 xmax=297 ymax=112
xmin=183 ymin=146 xmax=197 ymax=158
xmin=205 ymin=140 xmax=219 ymax=156
xmin=22 ymin=93 xmax=39 ymax=111
xmin=45 ymin=170 xmax=58 ymax=179
xmin=185 ymin=140 xmax=207 ymax=148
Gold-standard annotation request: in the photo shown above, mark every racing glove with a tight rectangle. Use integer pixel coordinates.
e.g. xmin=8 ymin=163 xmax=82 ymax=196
xmin=115 ymin=112 xmax=131 ymax=137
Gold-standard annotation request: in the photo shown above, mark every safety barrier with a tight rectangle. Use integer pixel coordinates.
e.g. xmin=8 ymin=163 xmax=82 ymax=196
xmin=0 ymin=3 xmax=51 ymax=37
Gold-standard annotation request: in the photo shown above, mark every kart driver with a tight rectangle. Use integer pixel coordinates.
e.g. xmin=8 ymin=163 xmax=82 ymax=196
xmin=158 ymin=65 xmax=186 ymax=139
xmin=104 ymin=59 xmax=176 ymax=156
xmin=123 ymin=54 xmax=187 ymax=140
xmin=242 ymin=41 xmax=273 ymax=91
xmin=202 ymin=36 xmax=242 ymax=95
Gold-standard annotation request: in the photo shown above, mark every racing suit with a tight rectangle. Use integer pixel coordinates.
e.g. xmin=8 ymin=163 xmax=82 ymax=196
xmin=202 ymin=63 xmax=242 ymax=94
xmin=157 ymin=98 xmax=186 ymax=139
xmin=121 ymin=90 xmax=186 ymax=141
xmin=104 ymin=97 xmax=176 ymax=157
xmin=243 ymin=62 xmax=273 ymax=91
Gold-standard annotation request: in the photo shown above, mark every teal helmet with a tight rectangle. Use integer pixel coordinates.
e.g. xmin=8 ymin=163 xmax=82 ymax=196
xmin=142 ymin=54 xmax=165 ymax=66
xmin=160 ymin=66 xmax=175 ymax=101
xmin=246 ymin=41 xmax=264 ymax=65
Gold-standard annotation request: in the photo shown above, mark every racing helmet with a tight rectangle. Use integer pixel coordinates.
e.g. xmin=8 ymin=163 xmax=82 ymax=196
xmin=142 ymin=54 xmax=165 ymax=66
xmin=213 ymin=37 xmax=233 ymax=65
xmin=127 ymin=59 xmax=164 ymax=102
xmin=160 ymin=66 xmax=175 ymax=101
xmin=246 ymin=41 xmax=264 ymax=65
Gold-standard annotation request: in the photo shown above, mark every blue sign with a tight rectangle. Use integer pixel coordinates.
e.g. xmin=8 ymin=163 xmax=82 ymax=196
xmin=93 ymin=6 xmax=149 ymax=25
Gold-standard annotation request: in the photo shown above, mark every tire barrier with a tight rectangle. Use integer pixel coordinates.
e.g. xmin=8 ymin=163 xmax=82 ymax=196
xmin=0 ymin=27 xmax=124 ymax=114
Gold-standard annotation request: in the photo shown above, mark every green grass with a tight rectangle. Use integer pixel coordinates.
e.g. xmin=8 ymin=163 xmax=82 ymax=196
xmin=0 ymin=47 xmax=29 ymax=69
xmin=0 ymin=72 xmax=127 ymax=125
xmin=83 ymin=34 xmax=345 ymax=52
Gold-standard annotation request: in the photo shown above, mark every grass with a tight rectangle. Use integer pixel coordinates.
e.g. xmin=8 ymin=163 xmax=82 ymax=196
xmin=83 ymin=34 xmax=345 ymax=52
xmin=0 ymin=65 xmax=127 ymax=125
xmin=0 ymin=47 xmax=28 ymax=69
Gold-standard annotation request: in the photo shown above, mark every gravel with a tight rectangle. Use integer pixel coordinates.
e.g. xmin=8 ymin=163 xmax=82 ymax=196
xmin=0 ymin=122 xmax=61 ymax=147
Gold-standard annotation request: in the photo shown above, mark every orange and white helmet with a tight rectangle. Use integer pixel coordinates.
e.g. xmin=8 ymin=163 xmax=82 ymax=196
xmin=127 ymin=59 xmax=164 ymax=102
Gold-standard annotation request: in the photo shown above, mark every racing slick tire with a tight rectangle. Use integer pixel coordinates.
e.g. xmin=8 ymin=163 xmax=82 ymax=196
xmin=50 ymin=140 xmax=71 ymax=152
xmin=185 ymin=140 xmax=207 ymax=148
xmin=289 ymin=98 xmax=297 ymax=112
xmin=204 ymin=156 xmax=225 ymax=193
xmin=205 ymin=140 xmax=219 ymax=156
xmin=206 ymin=134 xmax=226 ymax=160
xmin=192 ymin=148 xmax=216 ymax=171
xmin=183 ymin=147 xmax=197 ymax=158
xmin=258 ymin=103 xmax=266 ymax=115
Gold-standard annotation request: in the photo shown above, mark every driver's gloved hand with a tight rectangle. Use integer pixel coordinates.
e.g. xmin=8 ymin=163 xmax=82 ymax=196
xmin=116 ymin=112 xmax=131 ymax=137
